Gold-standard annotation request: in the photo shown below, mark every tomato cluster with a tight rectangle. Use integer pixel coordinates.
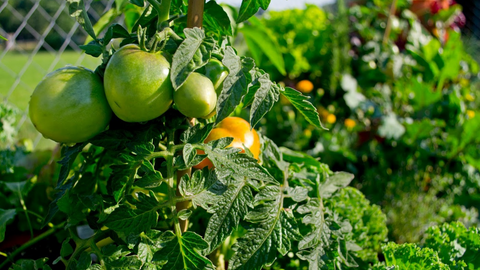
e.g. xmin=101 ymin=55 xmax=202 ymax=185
xmin=28 ymin=45 xmax=231 ymax=144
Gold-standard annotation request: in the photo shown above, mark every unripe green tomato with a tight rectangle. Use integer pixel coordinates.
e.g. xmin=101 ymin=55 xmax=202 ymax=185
xmin=29 ymin=66 xmax=112 ymax=143
xmin=174 ymin=72 xmax=217 ymax=118
xmin=203 ymin=59 xmax=229 ymax=95
xmin=104 ymin=44 xmax=173 ymax=122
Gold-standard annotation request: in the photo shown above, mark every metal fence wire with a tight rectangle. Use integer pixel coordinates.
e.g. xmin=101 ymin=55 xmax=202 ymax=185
xmin=0 ymin=0 xmax=115 ymax=150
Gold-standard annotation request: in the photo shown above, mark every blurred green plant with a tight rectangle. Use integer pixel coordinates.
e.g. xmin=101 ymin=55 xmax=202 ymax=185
xmin=249 ymin=0 xmax=480 ymax=246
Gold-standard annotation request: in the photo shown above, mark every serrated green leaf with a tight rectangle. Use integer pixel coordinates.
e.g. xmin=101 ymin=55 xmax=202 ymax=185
xmin=203 ymin=1 xmax=232 ymax=37
xmin=136 ymin=230 xmax=165 ymax=266
xmin=171 ymin=28 xmax=216 ymax=89
xmin=204 ymin=146 xmax=277 ymax=184
xmin=90 ymin=129 xmax=134 ymax=150
xmin=204 ymin=179 xmax=253 ymax=253
xmin=183 ymin=144 xmax=197 ymax=167
xmin=216 ymin=47 xmax=255 ymax=124
xmin=286 ymin=186 xmax=309 ymax=202
xmin=67 ymin=0 xmax=96 ymax=40
xmin=382 ymin=243 xmax=452 ymax=270
xmin=423 ymin=222 xmax=480 ymax=269
xmin=107 ymin=165 xmax=139 ymax=202
xmin=249 ymin=73 xmax=279 ymax=129
xmin=76 ymin=252 xmax=92 ymax=270
xmin=60 ymin=238 xmax=74 ymax=258
xmin=153 ymin=231 xmax=214 ymax=270
xmin=237 ymin=0 xmax=271 ymax=23
xmin=80 ymin=42 xmax=103 ymax=57
xmin=0 ymin=209 xmax=16 ymax=242
xmin=318 ymin=172 xmax=354 ymax=198
xmin=178 ymin=209 xmax=192 ymax=220
xmin=134 ymin=170 xmax=164 ymax=188
xmin=181 ymin=123 xmax=214 ymax=144
xmin=178 ymin=169 xmax=228 ymax=209
xmin=282 ymin=87 xmax=325 ymax=130
xmin=44 ymin=143 xmax=86 ymax=226
xmin=104 ymin=193 xmax=160 ymax=234
xmin=230 ymin=186 xmax=300 ymax=270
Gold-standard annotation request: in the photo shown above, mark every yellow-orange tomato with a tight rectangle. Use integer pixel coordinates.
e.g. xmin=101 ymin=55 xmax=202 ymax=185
xmin=344 ymin=118 xmax=356 ymax=129
xmin=193 ymin=117 xmax=261 ymax=169
xmin=296 ymin=80 xmax=314 ymax=94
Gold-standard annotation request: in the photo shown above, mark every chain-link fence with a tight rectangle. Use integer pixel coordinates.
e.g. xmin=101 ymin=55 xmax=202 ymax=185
xmin=0 ymin=0 xmax=115 ymax=150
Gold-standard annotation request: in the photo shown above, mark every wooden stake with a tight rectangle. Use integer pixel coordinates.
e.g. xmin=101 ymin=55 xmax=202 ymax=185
xmin=383 ymin=0 xmax=399 ymax=45
xmin=187 ymin=0 xmax=205 ymax=28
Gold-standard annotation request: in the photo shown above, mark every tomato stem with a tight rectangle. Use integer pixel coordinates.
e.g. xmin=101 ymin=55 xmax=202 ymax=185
xmin=146 ymin=0 xmax=172 ymax=30
xmin=0 ymin=221 xmax=66 ymax=269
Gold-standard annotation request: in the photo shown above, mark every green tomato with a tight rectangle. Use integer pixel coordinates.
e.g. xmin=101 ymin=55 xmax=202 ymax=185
xmin=174 ymin=72 xmax=217 ymax=118
xmin=104 ymin=44 xmax=173 ymax=122
xmin=29 ymin=66 xmax=112 ymax=143
xmin=203 ymin=58 xmax=229 ymax=95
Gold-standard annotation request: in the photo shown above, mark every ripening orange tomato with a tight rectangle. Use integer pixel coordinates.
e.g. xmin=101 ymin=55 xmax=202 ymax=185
xmin=193 ymin=117 xmax=261 ymax=169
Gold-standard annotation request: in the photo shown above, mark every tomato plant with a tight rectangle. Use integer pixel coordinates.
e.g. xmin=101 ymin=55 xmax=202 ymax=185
xmin=29 ymin=66 xmax=112 ymax=143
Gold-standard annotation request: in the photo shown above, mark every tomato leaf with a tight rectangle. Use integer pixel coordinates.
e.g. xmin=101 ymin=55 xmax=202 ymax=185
xmin=204 ymin=145 xmax=277 ymax=184
xmin=281 ymin=87 xmax=325 ymax=130
xmin=103 ymin=24 xmax=130 ymax=45
xmin=153 ymin=231 xmax=215 ymax=270
xmin=171 ymin=28 xmax=216 ymax=89
xmin=318 ymin=172 xmax=354 ymax=199
xmin=204 ymin=178 xmax=253 ymax=253
xmin=0 ymin=209 xmax=16 ymax=242
xmin=229 ymin=186 xmax=301 ymax=270
xmin=179 ymin=169 xmax=227 ymax=209
xmin=203 ymin=1 xmax=233 ymax=37
xmin=181 ymin=123 xmax=214 ymax=144
xmin=67 ymin=0 xmax=97 ymax=40
xmin=104 ymin=192 xmax=160 ymax=234
xmin=79 ymin=41 xmax=103 ymax=57
xmin=44 ymin=143 xmax=87 ymax=226
xmin=107 ymin=164 xmax=138 ymax=202
xmin=216 ymin=47 xmax=255 ymax=124
xmin=249 ymin=72 xmax=279 ymax=129
xmin=237 ymin=0 xmax=271 ymax=23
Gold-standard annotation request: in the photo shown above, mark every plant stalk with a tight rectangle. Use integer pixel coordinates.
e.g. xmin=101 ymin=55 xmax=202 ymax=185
xmin=0 ymin=222 xmax=66 ymax=269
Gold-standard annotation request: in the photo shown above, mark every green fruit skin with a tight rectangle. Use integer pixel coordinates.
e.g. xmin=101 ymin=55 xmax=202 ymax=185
xmin=204 ymin=59 xmax=229 ymax=96
xmin=29 ymin=66 xmax=112 ymax=143
xmin=104 ymin=44 xmax=173 ymax=122
xmin=174 ymin=72 xmax=217 ymax=118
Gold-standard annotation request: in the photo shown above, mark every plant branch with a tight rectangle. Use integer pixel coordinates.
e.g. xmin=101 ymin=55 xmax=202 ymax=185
xmin=0 ymin=222 xmax=66 ymax=269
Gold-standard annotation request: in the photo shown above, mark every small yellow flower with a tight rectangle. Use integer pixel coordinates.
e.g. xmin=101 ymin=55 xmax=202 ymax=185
xmin=465 ymin=94 xmax=475 ymax=102
xmin=326 ymin=114 xmax=336 ymax=124
xmin=344 ymin=118 xmax=356 ymax=128
xmin=467 ymin=110 xmax=475 ymax=119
